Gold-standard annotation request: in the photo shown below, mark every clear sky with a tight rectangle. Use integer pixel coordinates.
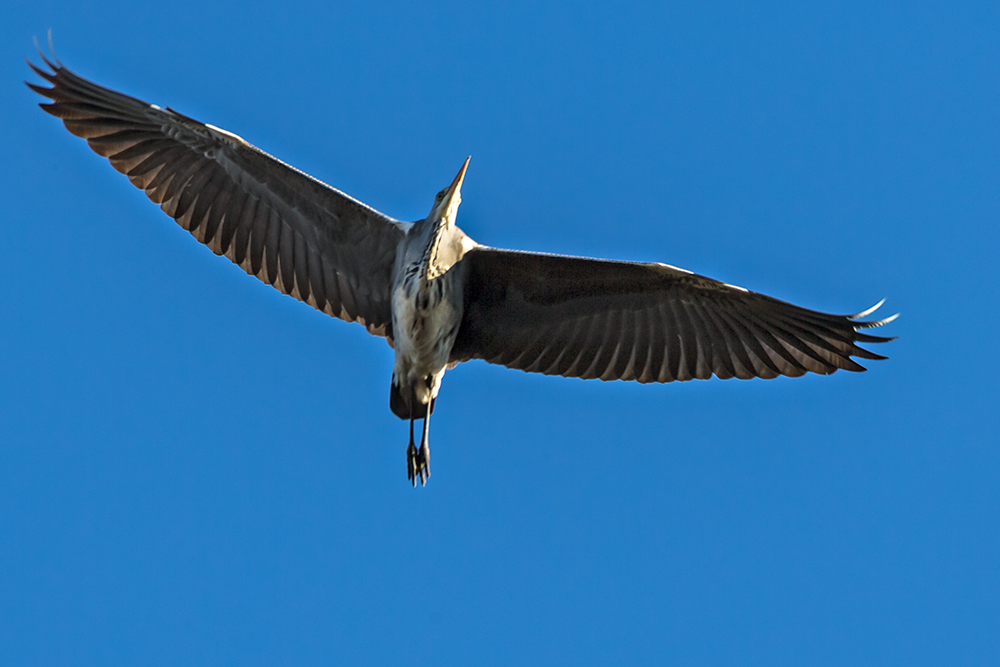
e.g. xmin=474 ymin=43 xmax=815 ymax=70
xmin=2 ymin=1 xmax=998 ymax=665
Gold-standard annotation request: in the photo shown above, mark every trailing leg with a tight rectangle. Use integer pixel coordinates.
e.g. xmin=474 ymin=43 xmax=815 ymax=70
xmin=406 ymin=417 xmax=419 ymax=486
xmin=415 ymin=409 xmax=431 ymax=486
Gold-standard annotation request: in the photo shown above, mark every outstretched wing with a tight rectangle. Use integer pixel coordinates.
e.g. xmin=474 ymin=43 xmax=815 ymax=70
xmin=450 ymin=247 xmax=896 ymax=382
xmin=28 ymin=53 xmax=404 ymax=338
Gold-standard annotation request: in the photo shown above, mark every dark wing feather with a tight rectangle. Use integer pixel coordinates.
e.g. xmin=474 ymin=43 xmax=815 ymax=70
xmin=28 ymin=55 xmax=404 ymax=338
xmin=450 ymin=248 xmax=896 ymax=382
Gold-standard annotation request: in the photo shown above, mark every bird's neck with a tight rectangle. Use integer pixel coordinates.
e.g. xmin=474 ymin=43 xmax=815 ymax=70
xmin=419 ymin=220 xmax=451 ymax=281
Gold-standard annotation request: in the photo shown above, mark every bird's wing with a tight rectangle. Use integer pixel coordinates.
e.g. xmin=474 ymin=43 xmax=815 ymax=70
xmin=450 ymin=247 xmax=896 ymax=382
xmin=28 ymin=54 xmax=404 ymax=339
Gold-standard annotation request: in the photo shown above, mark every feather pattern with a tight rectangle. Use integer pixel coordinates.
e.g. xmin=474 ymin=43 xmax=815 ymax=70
xmin=450 ymin=248 xmax=896 ymax=383
xmin=28 ymin=54 xmax=404 ymax=339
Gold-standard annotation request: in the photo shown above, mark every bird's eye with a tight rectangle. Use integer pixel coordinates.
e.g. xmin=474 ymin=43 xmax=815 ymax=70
xmin=436 ymin=191 xmax=445 ymax=202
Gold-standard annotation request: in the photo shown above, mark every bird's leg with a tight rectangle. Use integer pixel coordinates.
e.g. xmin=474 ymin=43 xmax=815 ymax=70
xmin=416 ymin=407 xmax=431 ymax=486
xmin=406 ymin=416 xmax=418 ymax=487
xmin=404 ymin=382 xmax=432 ymax=487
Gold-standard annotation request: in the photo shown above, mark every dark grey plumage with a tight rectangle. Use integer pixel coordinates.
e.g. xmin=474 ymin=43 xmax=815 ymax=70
xmin=27 ymin=52 xmax=403 ymax=340
xmin=28 ymin=52 xmax=896 ymax=485
xmin=451 ymin=250 xmax=894 ymax=382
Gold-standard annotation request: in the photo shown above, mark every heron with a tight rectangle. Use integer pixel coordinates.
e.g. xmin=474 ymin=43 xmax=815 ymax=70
xmin=28 ymin=52 xmax=896 ymax=486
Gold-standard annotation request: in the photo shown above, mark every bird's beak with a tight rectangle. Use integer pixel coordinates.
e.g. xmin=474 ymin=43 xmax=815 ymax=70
xmin=440 ymin=156 xmax=471 ymax=215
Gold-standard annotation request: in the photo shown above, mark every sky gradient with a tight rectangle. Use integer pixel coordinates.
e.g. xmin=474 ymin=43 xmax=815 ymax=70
xmin=2 ymin=2 xmax=999 ymax=665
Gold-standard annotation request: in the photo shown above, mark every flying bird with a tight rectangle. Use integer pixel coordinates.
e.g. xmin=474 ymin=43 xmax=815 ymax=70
xmin=28 ymin=50 xmax=896 ymax=486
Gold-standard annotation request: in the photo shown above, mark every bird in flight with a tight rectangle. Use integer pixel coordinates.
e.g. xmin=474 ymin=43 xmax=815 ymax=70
xmin=28 ymin=49 xmax=896 ymax=486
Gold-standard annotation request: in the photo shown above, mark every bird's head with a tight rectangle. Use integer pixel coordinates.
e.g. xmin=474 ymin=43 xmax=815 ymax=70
xmin=428 ymin=157 xmax=470 ymax=225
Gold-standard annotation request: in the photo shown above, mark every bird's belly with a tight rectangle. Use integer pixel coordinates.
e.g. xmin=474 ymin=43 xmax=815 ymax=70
xmin=391 ymin=278 xmax=462 ymax=404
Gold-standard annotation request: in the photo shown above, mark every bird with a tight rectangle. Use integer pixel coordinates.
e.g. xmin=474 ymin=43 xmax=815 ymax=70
xmin=27 ymin=49 xmax=896 ymax=486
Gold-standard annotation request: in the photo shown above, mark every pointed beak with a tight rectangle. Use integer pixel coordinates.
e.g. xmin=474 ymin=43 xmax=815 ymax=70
xmin=440 ymin=156 xmax=471 ymax=213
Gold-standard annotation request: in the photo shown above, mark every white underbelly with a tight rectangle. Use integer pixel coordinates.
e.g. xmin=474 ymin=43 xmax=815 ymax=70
xmin=391 ymin=281 xmax=461 ymax=404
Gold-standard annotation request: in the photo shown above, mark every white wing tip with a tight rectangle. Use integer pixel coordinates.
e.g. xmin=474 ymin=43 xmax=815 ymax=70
xmin=873 ymin=311 xmax=900 ymax=326
xmin=850 ymin=298 xmax=886 ymax=320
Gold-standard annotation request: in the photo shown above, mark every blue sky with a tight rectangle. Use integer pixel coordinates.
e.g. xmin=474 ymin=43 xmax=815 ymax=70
xmin=2 ymin=1 xmax=998 ymax=664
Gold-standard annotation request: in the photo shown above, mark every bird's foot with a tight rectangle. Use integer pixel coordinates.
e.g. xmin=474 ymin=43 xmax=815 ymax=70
xmin=407 ymin=442 xmax=430 ymax=487
xmin=418 ymin=441 xmax=430 ymax=485
xmin=407 ymin=442 xmax=418 ymax=486
xmin=407 ymin=442 xmax=430 ymax=486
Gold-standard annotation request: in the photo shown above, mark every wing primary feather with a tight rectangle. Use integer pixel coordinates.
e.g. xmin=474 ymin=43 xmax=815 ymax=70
xmin=731 ymin=306 xmax=808 ymax=376
xmin=110 ymin=146 xmax=162 ymax=177
xmin=276 ymin=220 xmax=295 ymax=294
xmin=543 ymin=318 xmax=580 ymax=376
xmin=86 ymin=128 xmax=162 ymax=151
xmin=130 ymin=145 xmax=187 ymax=182
xmin=173 ymin=165 xmax=218 ymax=226
xmin=767 ymin=311 xmax=869 ymax=369
xmin=292 ymin=231 xmax=311 ymax=303
xmin=322 ymin=261 xmax=343 ymax=317
xmin=264 ymin=208 xmax=284 ymax=286
xmin=852 ymin=330 xmax=897 ymax=344
xmin=642 ymin=303 xmax=666 ymax=382
xmin=855 ymin=313 xmax=899 ymax=328
xmin=738 ymin=306 xmax=838 ymax=373
xmin=668 ymin=299 xmax=699 ymax=381
xmin=307 ymin=248 xmax=327 ymax=311
xmin=635 ymin=305 xmax=657 ymax=383
xmin=700 ymin=304 xmax=757 ymax=379
xmin=586 ymin=309 xmax=620 ymax=380
xmin=110 ymin=138 xmax=172 ymax=161
xmin=337 ymin=268 xmax=358 ymax=321
xmin=656 ymin=301 xmax=680 ymax=382
xmin=232 ymin=193 xmax=258 ymax=267
xmin=216 ymin=187 xmax=248 ymax=257
xmin=688 ymin=300 xmax=735 ymax=380
xmin=713 ymin=307 xmax=782 ymax=378
xmin=506 ymin=320 xmax=544 ymax=371
xmin=563 ymin=310 xmax=605 ymax=378
xmin=525 ymin=319 xmax=565 ymax=374
xmin=610 ymin=305 xmax=638 ymax=380
xmin=619 ymin=307 xmax=645 ymax=382
xmin=850 ymin=298 xmax=885 ymax=319
xmin=188 ymin=169 xmax=228 ymax=237
xmin=201 ymin=178 xmax=238 ymax=249
xmin=155 ymin=152 xmax=204 ymax=205
xmin=248 ymin=199 xmax=270 ymax=277
xmin=62 ymin=117 xmax=151 ymax=139
xmin=596 ymin=310 xmax=625 ymax=381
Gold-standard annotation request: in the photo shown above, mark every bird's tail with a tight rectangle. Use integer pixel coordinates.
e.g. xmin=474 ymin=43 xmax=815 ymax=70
xmin=389 ymin=382 xmax=435 ymax=420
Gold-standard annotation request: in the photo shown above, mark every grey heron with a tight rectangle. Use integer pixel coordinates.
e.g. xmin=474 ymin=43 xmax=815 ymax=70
xmin=27 ymin=53 xmax=896 ymax=486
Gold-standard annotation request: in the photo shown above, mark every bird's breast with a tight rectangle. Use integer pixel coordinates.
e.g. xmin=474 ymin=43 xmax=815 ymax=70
xmin=390 ymin=268 xmax=464 ymax=390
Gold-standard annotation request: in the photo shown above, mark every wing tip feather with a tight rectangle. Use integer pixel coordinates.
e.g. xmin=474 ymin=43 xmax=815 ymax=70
xmin=30 ymin=32 xmax=62 ymax=74
xmin=847 ymin=298 xmax=898 ymax=333
xmin=850 ymin=297 xmax=886 ymax=319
